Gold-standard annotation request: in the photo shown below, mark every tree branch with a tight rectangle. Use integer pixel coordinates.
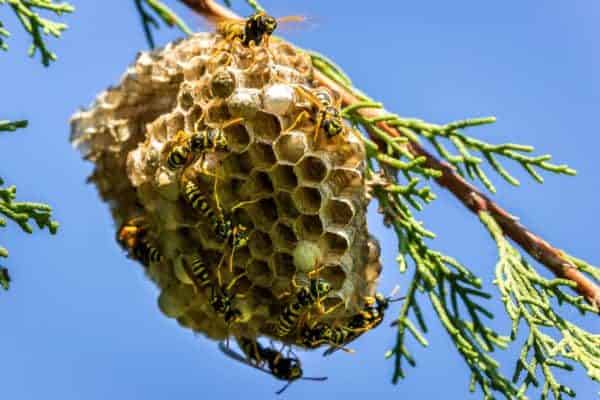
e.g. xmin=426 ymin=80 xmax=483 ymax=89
xmin=177 ymin=0 xmax=600 ymax=310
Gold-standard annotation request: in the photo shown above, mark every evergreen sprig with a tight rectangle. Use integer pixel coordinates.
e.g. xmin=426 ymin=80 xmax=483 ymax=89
xmin=396 ymin=116 xmax=576 ymax=193
xmin=133 ymin=0 xmax=192 ymax=49
xmin=373 ymin=166 xmax=517 ymax=399
xmin=0 ymin=0 xmax=73 ymax=66
xmin=481 ymin=212 xmax=599 ymax=399
xmin=0 ymin=120 xmax=58 ymax=291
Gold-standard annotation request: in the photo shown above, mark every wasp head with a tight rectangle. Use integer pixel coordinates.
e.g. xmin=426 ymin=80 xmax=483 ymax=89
xmin=259 ymin=13 xmax=278 ymax=36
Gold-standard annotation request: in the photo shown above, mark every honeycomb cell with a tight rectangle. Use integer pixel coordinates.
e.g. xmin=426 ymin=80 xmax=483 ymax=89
xmin=274 ymin=191 xmax=300 ymax=220
xmin=216 ymin=177 xmax=245 ymax=209
xmin=229 ymin=274 xmax=252 ymax=296
xmin=272 ymin=252 xmax=295 ymax=279
xmin=222 ymin=152 xmax=252 ymax=178
xmin=158 ymin=284 xmax=195 ymax=318
xmin=178 ymin=88 xmax=195 ymax=111
xmin=223 ymin=122 xmax=251 ymax=153
xmin=272 ymin=222 xmax=298 ymax=250
xmin=293 ymin=241 xmax=322 ymax=273
xmin=272 ymin=277 xmax=293 ymax=299
xmin=231 ymin=206 xmax=254 ymax=230
xmin=367 ymin=236 xmax=381 ymax=264
xmin=295 ymin=215 xmax=324 ymax=242
xmin=165 ymin=112 xmax=184 ymax=137
xmin=248 ymin=230 xmax=274 ymax=260
xmin=321 ymin=296 xmax=344 ymax=314
xmin=274 ymin=132 xmax=306 ymax=163
xmin=208 ymin=50 xmax=234 ymax=71
xmin=247 ymin=259 xmax=274 ymax=288
xmin=247 ymin=111 xmax=281 ymax=142
xmin=292 ymin=187 xmax=322 ymax=215
xmin=227 ymin=89 xmax=261 ymax=119
xmin=246 ymin=171 xmax=274 ymax=197
xmin=296 ymin=155 xmax=329 ymax=185
xmin=182 ymin=55 xmax=207 ymax=80
xmin=319 ymin=263 xmax=346 ymax=291
xmin=270 ymin=165 xmax=298 ymax=191
xmin=247 ymin=197 xmax=278 ymax=231
xmin=365 ymin=260 xmax=382 ymax=283
xmin=244 ymin=60 xmax=272 ymax=89
xmin=322 ymin=198 xmax=354 ymax=227
xmin=205 ymin=101 xmax=232 ymax=125
xmin=248 ymin=142 xmax=277 ymax=170
xmin=327 ymin=168 xmax=362 ymax=197
xmin=263 ymin=84 xmax=294 ymax=115
xmin=321 ymin=231 xmax=350 ymax=257
xmin=231 ymin=246 xmax=251 ymax=269
xmin=210 ymin=68 xmax=236 ymax=98
xmin=186 ymin=105 xmax=205 ymax=133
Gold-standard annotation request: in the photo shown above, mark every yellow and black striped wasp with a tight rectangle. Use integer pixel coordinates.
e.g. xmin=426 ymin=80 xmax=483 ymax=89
xmin=165 ymin=118 xmax=241 ymax=171
xmin=179 ymin=162 xmax=250 ymax=249
xmin=321 ymin=290 xmax=405 ymax=356
xmin=219 ymin=338 xmax=327 ymax=395
xmin=287 ymin=86 xmax=345 ymax=142
xmin=182 ymin=254 xmax=243 ymax=325
xmin=180 ymin=172 xmax=231 ymax=242
xmin=117 ymin=216 xmax=161 ymax=267
xmin=216 ymin=12 xmax=305 ymax=48
xmin=276 ymin=277 xmax=332 ymax=337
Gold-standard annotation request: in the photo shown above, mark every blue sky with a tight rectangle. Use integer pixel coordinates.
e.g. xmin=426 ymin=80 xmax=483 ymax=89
xmin=1 ymin=0 xmax=598 ymax=398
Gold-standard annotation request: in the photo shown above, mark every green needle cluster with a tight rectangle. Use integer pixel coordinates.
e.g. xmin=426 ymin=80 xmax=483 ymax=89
xmin=482 ymin=212 xmax=599 ymax=399
xmin=133 ymin=0 xmax=191 ymax=49
xmin=0 ymin=120 xmax=58 ymax=291
xmin=0 ymin=0 xmax=73 ymax=66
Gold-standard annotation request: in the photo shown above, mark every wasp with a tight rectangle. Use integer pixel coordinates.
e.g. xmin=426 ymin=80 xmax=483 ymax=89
xmin=322 ymin=291 xmax=405 ymax=356
xmin=187 ymin=255 xmax=212 ymax=288
xmin=219 ymin=338 xmax=327 ymax=395
xmin=276 ymin=278 xmax=332 ymax=337
xmin=216 ymin=12 xmax=305 ymax=48
xmin=210 ymin=285 xmax=243 ymax=324
xmin=165 ymin=130 xmax=193 ymax=171
xmin=117 ymin=216 xmax=161 ymax=267
xmin=299 ymin=323 xmax=330 ymax=349
xmin=288 ymin=86 xmax=344 ymax=142
xmin=165 ymin=122 xmax=239 ymax=171
xmin=182 ymin=255 xmax=243 ymax=325
xmin=189 ymin=127 xmax=228 ymax=154
xmin=180 ymin=172 xmax=233 ymax=242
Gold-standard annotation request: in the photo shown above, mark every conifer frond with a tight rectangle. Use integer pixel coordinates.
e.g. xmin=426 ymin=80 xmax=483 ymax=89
xmin=481 ymin=212 xmax=599 ymax=399
xmin=0 ymin=120 xmax=58 ymax=291
xmin=133 ymin=0 xmax=192 ymax=49
xmin=0 ymin=0 xmax=73 ymax=66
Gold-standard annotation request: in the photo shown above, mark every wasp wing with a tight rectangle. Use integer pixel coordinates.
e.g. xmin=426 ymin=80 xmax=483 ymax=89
xmin=218 ymin=342 xmax=273 ymax=377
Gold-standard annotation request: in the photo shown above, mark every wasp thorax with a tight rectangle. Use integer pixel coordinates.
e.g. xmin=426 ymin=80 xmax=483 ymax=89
xmin=70 ymin=32 xmax=381 ymax=346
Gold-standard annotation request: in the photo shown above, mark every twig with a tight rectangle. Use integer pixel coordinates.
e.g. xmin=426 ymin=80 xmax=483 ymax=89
xmin=177 ymin=0 xmax=599 ymax=311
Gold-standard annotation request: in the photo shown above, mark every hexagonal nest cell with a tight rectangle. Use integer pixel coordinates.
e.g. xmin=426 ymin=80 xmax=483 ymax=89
xmin=70 ymin=32 xmax=381 ymax=347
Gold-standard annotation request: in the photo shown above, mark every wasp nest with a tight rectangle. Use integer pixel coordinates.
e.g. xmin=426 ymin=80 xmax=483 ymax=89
xmin=71 ymin=33 xmax=382 ymax=346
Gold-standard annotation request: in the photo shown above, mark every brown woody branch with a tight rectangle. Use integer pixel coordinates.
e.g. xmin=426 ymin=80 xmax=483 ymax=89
xmin=178 ymin=0 xmax=600 ymax=310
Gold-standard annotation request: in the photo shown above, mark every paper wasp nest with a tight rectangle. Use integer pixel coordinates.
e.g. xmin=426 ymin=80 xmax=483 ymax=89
xmin=71 ymin=33 xmax=382 ymax=345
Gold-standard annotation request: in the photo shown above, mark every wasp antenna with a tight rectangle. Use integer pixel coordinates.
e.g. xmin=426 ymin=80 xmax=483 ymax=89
xmin=231 ymin=197 xmax=261 ymax=211
xmin=388 ymin=295 xmax=406 ymax=303
xmin=226 ymin=271 xmax=247 ymax=291
xmin=302 ymin=376 xmax=328 ymax=381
